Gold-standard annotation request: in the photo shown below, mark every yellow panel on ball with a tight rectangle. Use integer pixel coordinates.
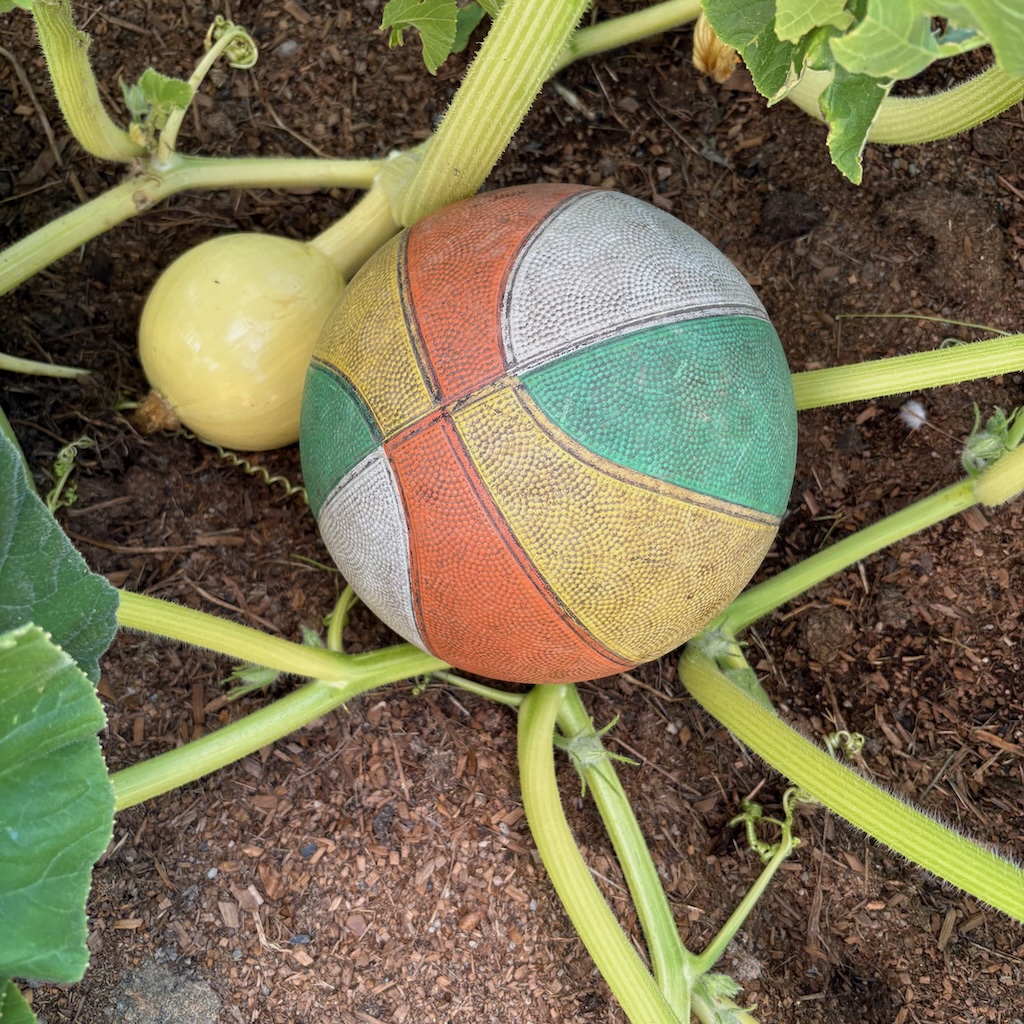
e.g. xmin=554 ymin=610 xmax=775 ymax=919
xmin=451 ymin=382 xmax=779 ymax=664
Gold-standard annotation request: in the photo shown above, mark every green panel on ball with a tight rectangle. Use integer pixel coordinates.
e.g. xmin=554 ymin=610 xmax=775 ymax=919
xmin=300 ymin=362 xmax=382 ymax=515
xmin=520 ymin=315 xmax=796 ymax=518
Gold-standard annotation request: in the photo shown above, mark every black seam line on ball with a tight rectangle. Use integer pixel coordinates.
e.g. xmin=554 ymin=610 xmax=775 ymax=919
xmin=396 ymin=229 xmax=444 ymax=407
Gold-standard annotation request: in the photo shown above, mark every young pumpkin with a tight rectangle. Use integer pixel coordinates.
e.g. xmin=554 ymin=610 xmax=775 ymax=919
xmin=137 ymin=233 xmax=344 ymax=451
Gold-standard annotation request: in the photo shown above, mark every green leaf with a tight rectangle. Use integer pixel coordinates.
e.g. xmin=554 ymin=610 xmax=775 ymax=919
xmin=0 ymin=0 xmax=33 ymax=13
xmin=453 ymin=2 xmax=488 ymax=53
xmin=829 ymin=2 xmax=984 ymax=80
xmin=929 ymin=0 xmax=1024 ymax=76
xmin=381 ymin=0 xmax=458 ymax=74
xmin=120 ymin=67 xmax=193 ymax=131
xmin=0 ymin=980 xmax=37 ymax=1024
xmin=703 ymin=0 xmax=800 ymax=100
xmin=820 ymin=64 xmax=891 ymax=183
xmin=0 ymin=431 xmax=118 ymax=684
xmin=0 ymin=624 xmax=114 ymax=984
xmin=775 ymin=0 xmax=853 ymax=43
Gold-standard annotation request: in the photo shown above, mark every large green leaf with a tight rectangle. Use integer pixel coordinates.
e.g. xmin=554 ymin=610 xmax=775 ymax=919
xmin=0 ymin=624 xmax=113 ymax=983
xmin=820 ymin=64 xmax=892 ymax=183
xmin=0 ymin=430 xmax=117 ymax=684
xmin=829 ymin=2 xmax=986 ymax=80
xmin=0 ymin=980 xmax=36 ymax=1024
xmin=702 ymin=0 xmax=1016 ymax=184
xmin=775 ymin=0 xmax=852 ymax=43
xmin=932 ymin=1 xmax=1024 ymax=76
xmin=703 ymin=0 xmax=798 ymax=100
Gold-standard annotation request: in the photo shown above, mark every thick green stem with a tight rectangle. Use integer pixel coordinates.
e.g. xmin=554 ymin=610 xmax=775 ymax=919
xmin=679 ymin=649 xmax=1024 ymax=922
xmin=720 ymin=478 xmax=977 ymax=633
xmin=116 ymin=588 xmax=446 ymax=680
xmin=552 ymin=0 xmax=701 ymax=73
xmin=518 ymin=684 xmax=682 ymax=1024
xmin=786 ymin=65 xmax=1024 ymax=145
xmin=308 ymin=182 xmax=399 ymax=280
xmin=111 ymin=643 xmax=440 ymax=809
xmin=974 ymin=442 xmax=1024 ymax=507
xmin=31 ymin=0 xmax=144 ymax=162
xmin=792 ymin=335 xmax=1024 ymax=410
xmin=0 ymin=154 xmax=382 ymax=298
xmin=556 ymin=686 xmax=693 ymax=1014
xmin=396 ymin=0 xmax=590 ymax=225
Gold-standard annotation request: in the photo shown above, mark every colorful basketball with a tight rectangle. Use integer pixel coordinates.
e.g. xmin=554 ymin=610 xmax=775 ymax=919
xmin=300 ymin=184 xmax=797 ymax=684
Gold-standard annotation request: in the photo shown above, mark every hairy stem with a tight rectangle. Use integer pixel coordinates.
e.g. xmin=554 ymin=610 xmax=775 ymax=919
xmin=111 ymin=646 xmax=438 ymax=809
xmin=31 ymin=0 xmax=143 ymax=162
xmin=792 ymin=335 xmax=1024 ymax=410
xmin=552 ymin=0 xmax=701 ymax=73
xmin=116 ymin=589 xmax=446 ymax=680
xmin=786 ymin=66 xmax=1024 ymax=145
xmin=679 ymin=649 xmax=1024 ymax=922
xmin=974 ymin=442 xmax=1024 ymax=507
xmin=556 ymin=686 xmax=693 ymax=1014
xmin=396 ymin=0 xmax=589 ymax=225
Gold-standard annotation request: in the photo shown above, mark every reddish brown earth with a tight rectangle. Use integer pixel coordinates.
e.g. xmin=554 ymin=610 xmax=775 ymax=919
xmin=1 ymin=3 xmax=1022 ymax=1023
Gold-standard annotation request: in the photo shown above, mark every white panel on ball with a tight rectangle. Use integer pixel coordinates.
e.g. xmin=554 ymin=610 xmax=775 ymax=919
xmin=318 ymin=449 xmax=425 ymax=650
xmin=501 ymin=190 xmax=769 ymax=372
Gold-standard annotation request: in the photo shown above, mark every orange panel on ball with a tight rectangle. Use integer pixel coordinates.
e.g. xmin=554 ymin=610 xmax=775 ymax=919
xmin=404 ymin=183 xmax=588 ymax=402
xmin=385 ymin=410 xmax=633 ymax=684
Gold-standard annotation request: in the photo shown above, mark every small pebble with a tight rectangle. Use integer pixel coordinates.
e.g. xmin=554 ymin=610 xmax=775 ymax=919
xmin=299 ymin=842 xmax=318 ymax=858
xmin=274 ymin=39 xmax=300 ymax=58
xmin=289 ymin=933 xmax=312 ymax=945
xmin=206 ymin=867 xmax=218 ymax=879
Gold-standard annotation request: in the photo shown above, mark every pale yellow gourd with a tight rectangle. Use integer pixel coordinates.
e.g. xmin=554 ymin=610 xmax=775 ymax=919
xmin=137 ymin=233 xmax=344 ymax=451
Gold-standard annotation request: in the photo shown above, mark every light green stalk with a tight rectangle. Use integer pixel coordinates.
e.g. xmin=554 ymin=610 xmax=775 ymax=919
xmin=111 ymin=642 xmax=443 ymax=809
xmin=719 ymin=478 xmax=977 ymax=634
xmin=518 ymin=684 xmax=683 ymax=1024
xmin=116 ymin=588 xmax=446 ymax=680
xmin=786 ymin=65 xmax=1024 ymax=144
xmin=553 ymin=0 xmax=701 ymax=73
xmin=0 ymin=352 xmax=88 ymax=378
xmin=679 ymin=648 xmax=1024 ymax=922
xmin=396 ymin=0 xmax=591 ymax=225
xmin=556 ymin=686 xmax=693 ymax=1013
xmin=974 ymin=442 xmax=1024 ymax=507
xmin=157 ymin=19 xmax=257 ymax=158
xmin=0 ymin=154 xmax=383 ymax=297
xmin=31 ymin=0 xmax=144 ymax=162
xmin=792 ymin=335 xmax=1024 ymax=409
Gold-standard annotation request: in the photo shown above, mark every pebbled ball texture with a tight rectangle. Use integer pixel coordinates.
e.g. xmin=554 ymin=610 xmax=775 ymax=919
xmin=300 ymin=184 xmax=797 ymax=684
